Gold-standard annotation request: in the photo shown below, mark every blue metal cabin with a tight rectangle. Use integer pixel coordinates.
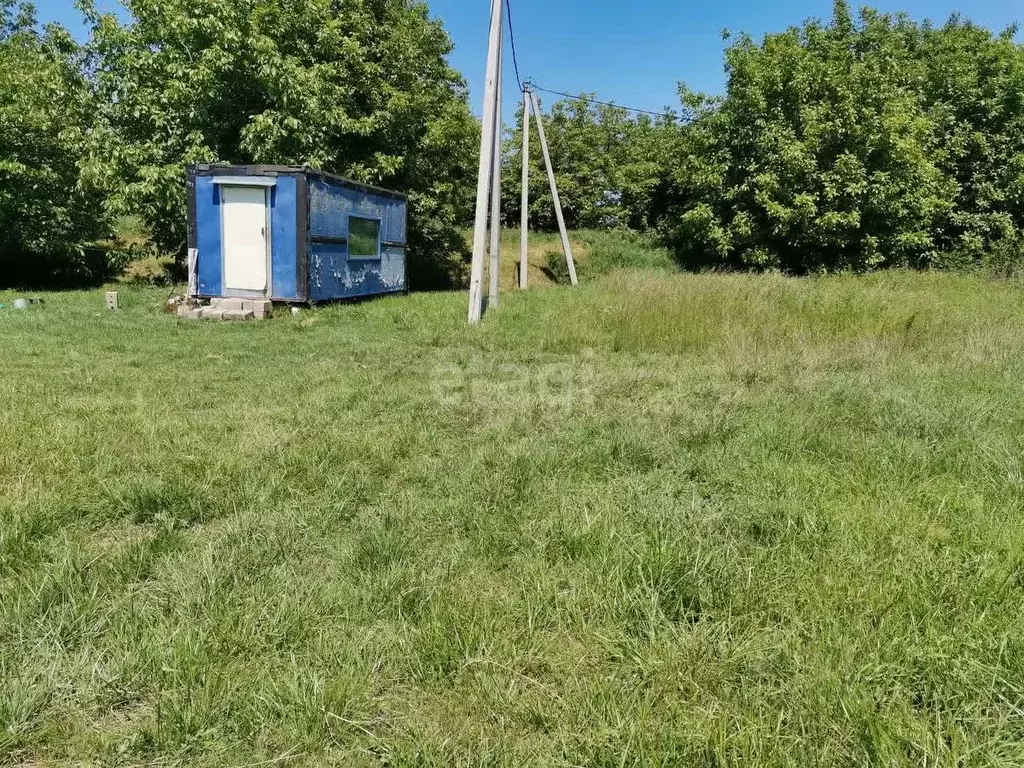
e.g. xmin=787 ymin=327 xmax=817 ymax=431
xmin=186 ymin=164 xmax=408 ymax=303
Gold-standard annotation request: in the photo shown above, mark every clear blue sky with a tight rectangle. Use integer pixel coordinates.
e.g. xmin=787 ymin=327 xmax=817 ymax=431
xmin=31 ymin=0 xmax=1023 ymax=117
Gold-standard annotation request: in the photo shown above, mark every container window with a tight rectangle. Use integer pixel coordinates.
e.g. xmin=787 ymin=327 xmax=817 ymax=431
xmin=349 ymin=217 xmax=381 ymax=259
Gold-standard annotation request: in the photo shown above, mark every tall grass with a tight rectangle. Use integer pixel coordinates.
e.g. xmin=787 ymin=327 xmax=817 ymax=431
xmin=1 ymin=267 xmax=1024 ymax=765
xmin=493 ymin=228 xmax=676 ymax=290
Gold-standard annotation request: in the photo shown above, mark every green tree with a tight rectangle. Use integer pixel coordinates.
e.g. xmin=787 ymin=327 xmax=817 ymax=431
xmin=664 ymin=2 xmax=1024 ymax=272
xmin=918 ymin=18 xmax=1024 ymax=265
xmin=82 ymin=0 xmax=478 ymax=287
xmin=0 ymin=1 xmax=109 ymax=286
xmin=502 ymin=93 xmax=679 ymax=233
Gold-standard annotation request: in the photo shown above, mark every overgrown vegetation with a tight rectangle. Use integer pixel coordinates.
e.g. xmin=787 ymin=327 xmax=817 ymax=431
xmin=80 ymin=0 xmax=479 ymax=288
xmin=503 ymin=97 xmax=677 ymax=233
xmin=515 ymin=1 xmax=1024 ymax=272
xmin=666 ymin=1 xmax=1024 ymax=272
xmin=2 ymin=0 xmax=1022 ymax=283
xmin=484 ymin=228 xmax=675 ymax=289
xmin=0 ymin=1 xmax=109 ymax=286
xmin=3 ymin=272 xmax=1024 ymax=763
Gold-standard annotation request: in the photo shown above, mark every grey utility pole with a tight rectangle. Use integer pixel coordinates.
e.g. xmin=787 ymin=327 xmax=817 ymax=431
xmin=530 ymin=89 xmax=578 ymax=286
xmin=519 ymin=88 xmax=531 ymax=289
xmin=488 ymin=30 xmax=504 ymax=308
xmin=468 ymin=0 xmax=504 ymax=325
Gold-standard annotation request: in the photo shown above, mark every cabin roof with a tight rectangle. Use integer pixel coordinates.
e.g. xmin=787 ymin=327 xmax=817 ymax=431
xmin=190 ymin=164 xmax=409 ymax=202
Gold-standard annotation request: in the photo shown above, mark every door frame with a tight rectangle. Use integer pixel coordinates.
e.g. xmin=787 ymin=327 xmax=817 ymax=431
xmin=214 ymin=176 xmax=276 ymax=299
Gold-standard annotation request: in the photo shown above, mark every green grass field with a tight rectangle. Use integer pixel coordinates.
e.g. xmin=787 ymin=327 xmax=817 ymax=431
xmin=3 ymin=264 xmax=1024 ymax=766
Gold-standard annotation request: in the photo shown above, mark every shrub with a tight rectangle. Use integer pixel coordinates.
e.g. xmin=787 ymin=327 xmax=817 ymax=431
xmin=545 ymin=251 xmax=571 ymax=284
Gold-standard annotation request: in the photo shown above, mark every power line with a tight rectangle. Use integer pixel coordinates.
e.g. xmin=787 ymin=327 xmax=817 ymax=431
xmin=528 ymin=84 xmax=675 ymax=118
xmin=504 ymin=0 xmax=523 ymax=92
xmin=503 ymin=0 xmax=675 ymax=118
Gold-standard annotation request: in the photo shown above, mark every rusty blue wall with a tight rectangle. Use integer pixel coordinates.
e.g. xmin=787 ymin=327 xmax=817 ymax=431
xmin=269 ymin=178 xmax=300 ymax=300
xmin=194 ymin=175 xmax=222 ymax=297
xmin=307 ymin=177 xmax=407 ymax=301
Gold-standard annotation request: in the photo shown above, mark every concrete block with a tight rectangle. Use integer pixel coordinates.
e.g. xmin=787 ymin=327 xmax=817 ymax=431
xmin=222 ymin=309 xmax=255 ymax=321
xmin=246 ymin=300 xmax=272 ymax=319
xmin=210 ymin=298 xmax=244 ymax=311
xmin=203 ymin=308 xmax=226 ymax=320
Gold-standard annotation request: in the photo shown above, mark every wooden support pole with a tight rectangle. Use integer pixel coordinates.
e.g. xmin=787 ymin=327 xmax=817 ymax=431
xmin=487 ymin=31 xmax=503 ymax=308
xmin=530 ymin=90 xmax=578 ymax=286
xmin=468 ymin=0 xmax=504 ymax=325
xmin=519 ymin=87 xmax=531 ymax=289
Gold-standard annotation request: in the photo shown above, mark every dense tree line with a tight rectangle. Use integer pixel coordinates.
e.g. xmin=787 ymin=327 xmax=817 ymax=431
xmin=0 ymin=1 xmax=107 ymax=285
xmin=1 ymin=0 xmax=477 ymax=288
xmin=81 ymin=0 xmax=478 ymax=287
xmin=1 ymin=0 xmax=1022 ymax=285
xmin=516 ymin=1 xmax=1024 ymax=273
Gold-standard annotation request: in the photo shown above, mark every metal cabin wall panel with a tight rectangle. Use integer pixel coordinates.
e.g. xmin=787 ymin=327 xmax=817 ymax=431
xmin=308 ymin=179 xmax=406 ymax=244
xmin=394 ymin=196 xmax=409 ymax=245
xmin=269 ymin=176 xmax=300 ymax=301
xmin=195 ymin=175 xmax=223 ymax=296
xmin=295 ymin=174 xmax=309 ymax=302
xmin=309 ymin=243 xmax=406 ymax=300
xmin=309 ymin=179 xmax=352 ymax=240
xmin=376 ymin=194 xmax=406 ymax=244
xmin=308 ymin=244 xmax=346 ymax=302
xmin=381 ymin=245 xmax=407 ymax=289
xmin=306 ymin=173 xmax=407 ymax=301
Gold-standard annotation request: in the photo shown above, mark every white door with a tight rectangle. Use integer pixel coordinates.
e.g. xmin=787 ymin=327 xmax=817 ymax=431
xmin=221 ymin=185 xmax=269 ymax=293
